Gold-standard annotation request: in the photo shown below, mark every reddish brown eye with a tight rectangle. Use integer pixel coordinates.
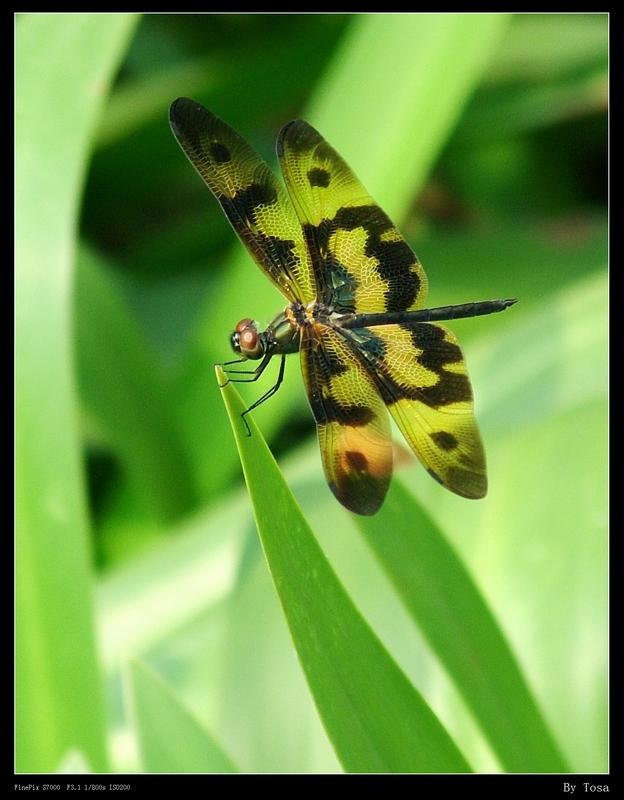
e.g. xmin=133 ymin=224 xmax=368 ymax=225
xmin=234 ymin=321 xmax=264 ymax=359
xmin=240 ymin=328 xmax=258 ymax=349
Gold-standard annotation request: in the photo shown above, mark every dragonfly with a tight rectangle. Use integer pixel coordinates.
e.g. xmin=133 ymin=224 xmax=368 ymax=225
xmin=169 ymin=98 xmax=516 ymax=515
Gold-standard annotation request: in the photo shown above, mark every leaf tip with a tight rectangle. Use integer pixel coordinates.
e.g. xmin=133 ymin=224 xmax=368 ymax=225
xmin=214 ymin=363 xmax=226 ymax=385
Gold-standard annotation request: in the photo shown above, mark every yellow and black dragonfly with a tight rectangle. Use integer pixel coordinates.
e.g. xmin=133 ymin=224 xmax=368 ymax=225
xmin=169 ymin=98 xmax=515 ymax=515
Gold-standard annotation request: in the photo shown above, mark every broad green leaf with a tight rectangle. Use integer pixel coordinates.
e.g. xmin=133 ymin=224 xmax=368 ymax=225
xmin=97 ymin=54 xmax=223 ymax=149
xmin=452 ymin=68 xmax=607 ymax=146
xmin=96 ymin=17 xmax=346 ymax=149
xmin=456 ymin=273 xmax=607 ymax=771
xmin=483 ymin=13 xmax=607 ymax=84
xmin=127 ymin=660 xmax=238 ymax=773
xmin=400 ymin=270 xmax=607 ymax=771
xmin=15 ymin=12 xmax=138 ymax=772
xmin=307 ymin=13 xmax=509 ymax=219
xmin=473 ymin=270 xmax=608 ymax=431
xmin=280 ymin=444 xmax=503 ymax=771
xmin=355 ymin=482 xmax=568 ymax=772
xmin=174 ymin=13 xmax=509 ymax=503
xmin=216 ymin=537 xmax=341 ymax=773
xmin=85 ymin=16 xmax=348 ymax=256
xmin=479 ymin=401 xmax=607 ymax=772
xmin=218 ymin=367 xmax=471 ymax=773
xmin=95 ymin=494 xmax=247 ymax=673
xmin=55 ymin=750 xmax=92 ymax=774
xmin=417 ymin=218 xmax=607 ymax=316
xmin=75 ymin=243 xmax=196 ymax=521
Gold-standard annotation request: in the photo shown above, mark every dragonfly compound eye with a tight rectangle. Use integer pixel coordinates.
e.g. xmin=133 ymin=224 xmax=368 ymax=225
xmin=238 ymin=325 xmax=264 ymax=359
xmin=235 ymin=317 xmax=254 ymax=333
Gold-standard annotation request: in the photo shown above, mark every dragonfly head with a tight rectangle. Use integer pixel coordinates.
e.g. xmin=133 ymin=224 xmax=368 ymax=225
xmin=230 ymin=318 xmax=265 ymax=360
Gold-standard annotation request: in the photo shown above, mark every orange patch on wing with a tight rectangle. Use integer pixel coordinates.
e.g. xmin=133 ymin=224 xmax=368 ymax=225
xmin=333 ymin=423 xmax=392 ymax=480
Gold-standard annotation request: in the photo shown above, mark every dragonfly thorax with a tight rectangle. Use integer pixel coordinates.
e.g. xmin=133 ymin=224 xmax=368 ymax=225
xmin=230 ymin=309 xmax=301 ymax=361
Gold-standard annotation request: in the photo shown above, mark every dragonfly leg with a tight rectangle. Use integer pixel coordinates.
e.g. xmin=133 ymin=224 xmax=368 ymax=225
xmin=217 ymin=352 xmax=272 ymax=388
xmin=240 ymin=355 xmax=286 ymax=437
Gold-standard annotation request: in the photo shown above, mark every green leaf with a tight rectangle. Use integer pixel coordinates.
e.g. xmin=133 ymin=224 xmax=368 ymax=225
xmin=395 ymin=270 xmax=607 ymax=771
xmin=217 ymin=366 xmax=471 ymax=773
xmin=215 ymin=543 xmax=342 ymax=773
xmin=417 ymin=218 xmax=607 ymax=315
xmin=464 ymin=270 xmax=608 ymax=437
xmin=127 ymin=660 xmax=238 ymax=773
xmin=15 ymin=12 xmax=138 ymax=772
xmin=75 ymin=243 xmax=196 ymax=521
xmin=307 ymin=13 xmax=510 ymax=219
xmin=55 ymin=750 xmax=92 ymax=774
xmin=355 ymin=482 xmax=568 ymax=772
xmin=483 ymin=13 xmax=608 ymax=84
xmin=452 ymin=68 xmax=607 ymax=147
xmin=96 ymin=18 xmax=346 ymax=149
xmin=95 ymin=494 xmax=247 ymax=673
xmin=463 ymin=272 xmax=607 ymax=771
xmin=481 ymin=401 xmax=607 ymax=772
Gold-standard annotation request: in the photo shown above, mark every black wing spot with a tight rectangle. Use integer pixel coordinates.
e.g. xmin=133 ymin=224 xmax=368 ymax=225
xmin=227 ymin=182 xmax=279 ymax=224
xmin=431 ymin=431 xmax=458 ymax=451
xmin=417 ymin=376 xmax=472 ymax=408
xmin=308 ymin=167 xmax=331 ymax=188
xmin=346 ymin=451 xmax=368 ymax=471
xmin=374 ymin=242 xmax=420 ymax=312
xmin=209 ymin=142 xmax=231 ymax=163
xmin=386 ymin=324 xmax=472 ymax=408
xmin=324 ymin=350 xmax=348 ymax=379
xmin=332 ymin=205 xmax=421 ymax=312
xmin=310 ymin=394 xmax=375 ymax=427
xmin=334 ymin=205 xmax=392 ymax=237
xmin=408 ymin=324 xmax=463 ymax=368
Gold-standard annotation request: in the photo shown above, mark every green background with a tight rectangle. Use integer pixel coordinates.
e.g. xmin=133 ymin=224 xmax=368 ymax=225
xmin=16 ymin=12 xmax=607 ymax=774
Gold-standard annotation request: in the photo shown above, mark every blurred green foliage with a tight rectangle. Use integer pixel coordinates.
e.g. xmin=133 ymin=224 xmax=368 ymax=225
xmin=16 ymin=12 xmax=607 ymax=774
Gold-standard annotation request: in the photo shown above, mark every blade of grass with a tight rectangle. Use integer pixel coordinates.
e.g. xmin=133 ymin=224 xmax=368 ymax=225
xmin=95 ymin=493 xmax=247 ymax=673
xmin=479 ymin=400 xmax=607 ymax=772
xmin=355 ymin=482 xmax=569 ymax=773
xmin=418 ymin=217 xmax=607 ymax=314
xmin=96 ymin=17 xmax=346 ymax=149
xmin=307 ymin=13 xmax=509 ymax=219
xmin=451 ymin=68 xmax=607 ymax=147
xmin=482 ymin=12 xmax=607 ymax=84
xmin=75 ymin=243 xmax=196 ymax=521
xmin=126 ymin=660 xmax=238 ymax=773
xmin=383 ymin=270 xmax=607 ymax=770
xmin=473 ymin=269 xmax=607 ymax=430
xmin=458 ymin=272 xmax=607 ymax=771
xmin=216 ymin=542 xmax=342 ymax=772
xmin=16 ymin=12 xmax=138 ymax=772
xmin=217 ymin=366 xmax=470 ymax=773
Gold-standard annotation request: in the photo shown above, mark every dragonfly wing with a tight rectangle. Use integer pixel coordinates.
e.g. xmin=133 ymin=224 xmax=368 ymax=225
xmin=345 ymin=322 xmax=487 ymax=499
xmin=300 ymin=322 xmax=393 ymax=515
xmin=277 ymin=119 xmax=428 ymax=313
xmin=170 ymin=99 xmax=315 ymax=303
